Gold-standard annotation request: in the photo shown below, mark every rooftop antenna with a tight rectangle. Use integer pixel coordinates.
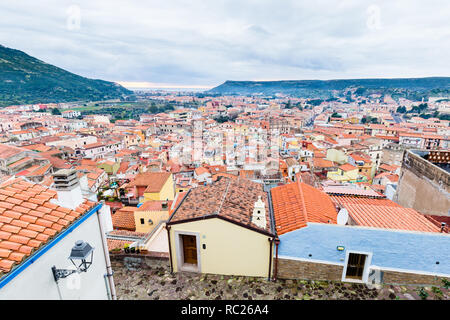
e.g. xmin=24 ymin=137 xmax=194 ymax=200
xmin=337 ymin=208 xmax=349 ymax=226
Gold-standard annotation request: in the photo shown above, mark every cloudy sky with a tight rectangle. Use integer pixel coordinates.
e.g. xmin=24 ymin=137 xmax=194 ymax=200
xmin=1 ymin=0 xmax=449 ymax=88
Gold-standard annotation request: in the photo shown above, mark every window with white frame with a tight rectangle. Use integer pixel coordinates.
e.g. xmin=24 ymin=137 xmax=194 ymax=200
xmin=342 ymin=251 xmax=372 ymax=283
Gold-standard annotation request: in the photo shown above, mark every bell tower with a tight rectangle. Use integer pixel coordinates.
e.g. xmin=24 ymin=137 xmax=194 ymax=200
xmin=251 ymin=195 xmax=266 ymax=229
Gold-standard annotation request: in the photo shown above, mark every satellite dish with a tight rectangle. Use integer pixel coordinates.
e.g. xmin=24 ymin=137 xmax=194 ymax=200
xmin=337 ymin=208 xmax=349 ymax=225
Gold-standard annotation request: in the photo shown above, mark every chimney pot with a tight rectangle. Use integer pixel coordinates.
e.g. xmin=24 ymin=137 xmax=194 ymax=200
xmin=52 ymin=169 xmax=84 ymax=210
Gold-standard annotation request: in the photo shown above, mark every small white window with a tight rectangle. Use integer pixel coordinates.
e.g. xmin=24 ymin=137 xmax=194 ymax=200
xmin=342 ymin=251 xmax=372 ymax=283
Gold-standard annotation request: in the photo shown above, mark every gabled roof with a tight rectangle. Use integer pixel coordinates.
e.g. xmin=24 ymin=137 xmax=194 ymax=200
xmin=128 ymin=172 xmax=172 ymax=193
xmin=168 ymin=177 xmax=274 ymax=236
xmin=0 ymin=177 xmax=96 ymax=275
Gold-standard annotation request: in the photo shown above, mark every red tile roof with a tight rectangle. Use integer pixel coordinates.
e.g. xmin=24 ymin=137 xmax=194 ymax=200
xmin=0 ymin=177 xmax=96 ymax=275
xmin=0 ymin=144 xmax=25 ymax=160
xmin=111 ymin=207 xmax=138 ymax=231
xmin=271 ymin=181 xmax=337 ymax=235
xmin=343 ymin=203 xmax=441 ymax=233
xmin=339 ymin=163 xmax=357 ymax=171
xmin=329 ymin=195 xmax=440 ymax=232
xmin=128 ymin=172 xmax=172 ymax=193
xmin=168 ymin=177 xmax=273 ymax=235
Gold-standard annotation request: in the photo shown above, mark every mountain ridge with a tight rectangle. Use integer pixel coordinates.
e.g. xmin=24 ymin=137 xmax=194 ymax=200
xmin=0 ymin=44 xmax=133 ymax=107
xmin=209 ymin=77 xmax=450 ymax=100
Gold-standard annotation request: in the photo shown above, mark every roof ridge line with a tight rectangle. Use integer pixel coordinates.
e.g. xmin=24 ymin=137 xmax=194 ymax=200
xmin=216 ymin=179 xmax=232 ymax=216
xmin=297 ymin=180 xmax=309 ymax=223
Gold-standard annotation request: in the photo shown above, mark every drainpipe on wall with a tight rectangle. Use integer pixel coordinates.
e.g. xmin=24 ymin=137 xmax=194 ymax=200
xmin=96 ymin=202 xmax=117 ymax=300
xmin=273 ymin=238 xmax=280 ymax=281
xmin=267 ymin=237 xmax=274 ymax=281
xmin=166 ymin=225 xmax=174 ymax=274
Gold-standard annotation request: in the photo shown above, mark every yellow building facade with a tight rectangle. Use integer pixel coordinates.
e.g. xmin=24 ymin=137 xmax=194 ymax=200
xmin=134 ymin=206 xmax=170 ymax=233
xmin=143 ymin=174 xmax=175 ymax=201
xmin=327 ymin=167 xmax=360 ymax=183
xmin=168 ymin=218 xmax=273 ymax=278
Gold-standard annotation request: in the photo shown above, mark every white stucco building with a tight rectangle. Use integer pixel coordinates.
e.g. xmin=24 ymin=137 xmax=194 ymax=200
xmin=0 ymin=170 xmax=115 ymax=300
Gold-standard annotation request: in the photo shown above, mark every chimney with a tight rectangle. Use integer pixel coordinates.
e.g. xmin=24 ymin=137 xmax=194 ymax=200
xmin=52 ymin=169 xmax=84 ymax=210
xmin=251 ymin=195 xmax=266 ymax=229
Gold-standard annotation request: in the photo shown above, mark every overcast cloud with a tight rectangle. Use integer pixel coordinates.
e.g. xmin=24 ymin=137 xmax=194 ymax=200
xmin=0 ymin=0 xmax=449 ymax=87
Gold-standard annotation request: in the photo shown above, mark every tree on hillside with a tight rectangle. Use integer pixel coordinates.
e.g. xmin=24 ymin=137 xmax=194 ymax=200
xmin=331 ymin=112 xmax=342 ymax=118
xmin=51 ymin=108 xmax=61 ymax=115
xmin=284 ymin=100 xmax=292 ymax=109
xmin=149 ymin=105 xmax=159 ymax=114
xmin=396 ymin=106 xmax=407 ymax=113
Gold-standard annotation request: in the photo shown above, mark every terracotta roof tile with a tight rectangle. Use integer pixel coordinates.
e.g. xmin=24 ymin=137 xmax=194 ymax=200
xmin=1 ymin=224 xmax=20 ymax=234
xmin=18 ymin=229 xmax=38 ymax=239
xmin=51 ymin=223 xmax=64 ymax=232
xmin=14 ymin=206 xmax=31 ymax=214
xmin=35 ymin=206 xmax=52 ymax=214
xmin=18 ymin=245 xmax=33 ymax=255
xmin=0 ymin=241 xmax=21 ymax=251
xmin=8 ymin=252 xmax=25 ymax=262
xmin=10 ymin=219 xmax=29 ymax=229
xmin=57 ymin=206 xmax=72 ymax=214
xmin=42 ymin=202 xmax=59 ymax=210
xmin=28 ymin=210 xmax=46 ymax=218
xmin=27 ymin=239 xmax=43 ymax=248
xmin=8 ymin=235 xmax=30 ymax=245
xmin=43 ymin=214 xmax=60 ymax=223
xmin=35 ymin=218 xmax=54 ymax=228
xmin=0 ymin=201 xmax=15 ymax=210
xmin=35 ymin=233 xmax=50 ymax=242
xmin=5 ymin=197 xmax=24 ymax=206
xmin=3 ymin=210 xmax=22 ymax=220
xmin=42 ymin=228 xmax=57 ymax=237
xmin=20 ymin=214 xmax=38 ymax=223
xmin=0 ymin=231 xmax=11 ymax=240
xmin=0 ymin=260 xmax=15 ymax=271
xmin=28 ymin=198 xmax=47 ymax=206
xmin=21 ymin=202 xmax=39 ymax=210
xmin=0 ymin=248 xmax=11 ymax=258
xmin=0 ymin=190 xmax=15 ymax=198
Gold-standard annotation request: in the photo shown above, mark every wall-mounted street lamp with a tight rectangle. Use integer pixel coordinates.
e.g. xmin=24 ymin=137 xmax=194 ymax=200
xmin=52 ymin=240 xmax=94 ymax=282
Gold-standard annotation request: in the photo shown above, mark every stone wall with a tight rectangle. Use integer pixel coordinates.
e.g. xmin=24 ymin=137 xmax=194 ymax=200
xmin=277 ymin=258 xmax=450 ymax=286
xmin=110 ymin=253 xmax=170 ymax=272
xmin=395 ymin=150 xmax=450 ymax=216
xmin=277 ymin=258 xmax=344 ymax=281
xmin=382 ymin=270 xmax=450 ymax=286
xmin=381 ymin=143 xmax=406 ymax=167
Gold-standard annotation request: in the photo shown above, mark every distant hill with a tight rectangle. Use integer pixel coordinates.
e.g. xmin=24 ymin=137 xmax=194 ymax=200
xmin=0 ymin=45 xmax=133 ymax=107
xmin=209 ymin=78 xmax=450 ymax=100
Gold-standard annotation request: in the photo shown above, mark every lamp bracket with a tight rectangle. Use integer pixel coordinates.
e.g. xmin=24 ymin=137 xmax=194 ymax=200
xmin=51 ymin=266 xmax=79 ymax=282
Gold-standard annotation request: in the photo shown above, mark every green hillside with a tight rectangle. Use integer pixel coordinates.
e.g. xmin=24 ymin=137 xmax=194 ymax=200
xmin=0 ymin=45 xmax=133 ymax=107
